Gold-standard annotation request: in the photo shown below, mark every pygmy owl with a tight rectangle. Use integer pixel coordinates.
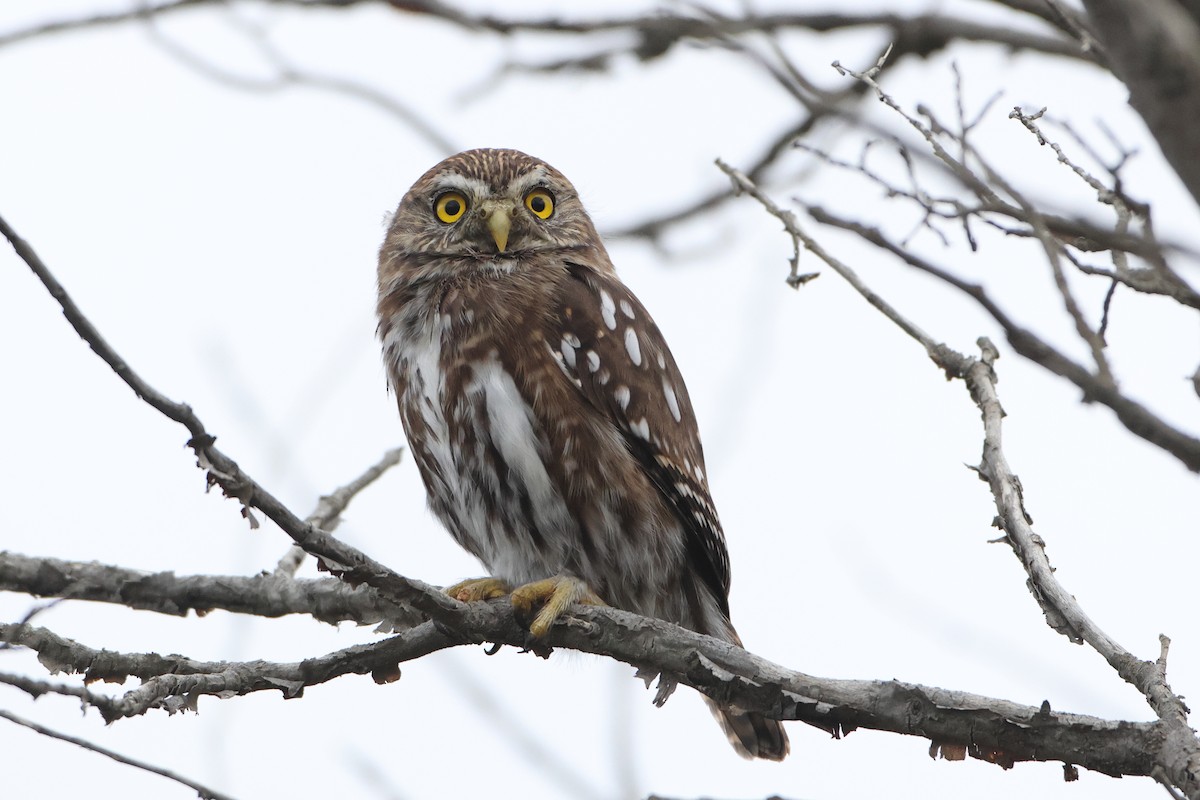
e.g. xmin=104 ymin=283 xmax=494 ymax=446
xmin=377 ymin=148 xmax=788 ymax=760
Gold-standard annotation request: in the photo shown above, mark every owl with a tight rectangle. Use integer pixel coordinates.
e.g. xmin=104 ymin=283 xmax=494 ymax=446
xmin=376 ymin=148 xmax=788 ymax=761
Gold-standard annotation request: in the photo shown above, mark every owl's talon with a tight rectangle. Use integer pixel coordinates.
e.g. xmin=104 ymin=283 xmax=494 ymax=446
xmin=510 ymin=575 xmax=606 ymax=638
xmin=445 ymin=577 xmax=511 ymax=603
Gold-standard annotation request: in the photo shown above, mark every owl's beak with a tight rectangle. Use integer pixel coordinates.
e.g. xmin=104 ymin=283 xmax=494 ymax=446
xmin=483 ymin=202 xmax=513 ymax=253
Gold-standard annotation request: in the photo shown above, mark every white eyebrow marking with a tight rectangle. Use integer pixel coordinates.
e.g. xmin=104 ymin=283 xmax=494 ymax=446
xmin=619 ymin=299 xmax=635 ymax=319
xmin=586 ymin=350 xmax=600 ymax=372
xmin=599 ymin=290 xmax=617 ymax=330
xmin=662 ymin=379 xmax=682 ymax=422
xmin=624 ymin=328 xmax=642 ymax=366
xmin=433 ymin=174 xmax=490 ymax=197
xmin=508 ymin=167 xmax=551 ymax=197
xmin=614 ymin=385 xmax=631 ymax=411
xmin=631 ymin=417 xmax=650 ymax=440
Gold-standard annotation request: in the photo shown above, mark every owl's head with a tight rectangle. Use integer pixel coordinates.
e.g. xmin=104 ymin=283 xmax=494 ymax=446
xmin=381 ymin=149 xmax=606 ymax=281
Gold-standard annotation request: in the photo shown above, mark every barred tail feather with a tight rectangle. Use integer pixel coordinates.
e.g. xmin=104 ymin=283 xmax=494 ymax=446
xmin=706 ymin=699 xmax=790 ymax=761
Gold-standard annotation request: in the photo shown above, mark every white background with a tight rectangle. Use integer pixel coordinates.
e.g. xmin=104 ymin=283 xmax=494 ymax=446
xmin=1 ymin=1 xmax=1196 ymax=798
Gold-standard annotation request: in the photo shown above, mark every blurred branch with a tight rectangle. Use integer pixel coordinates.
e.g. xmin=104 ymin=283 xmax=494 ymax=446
xmin=0 ymin=708 xmax=239 ymax=800
xmin=717 ymin=159 xmax=1200 ymax=799
xmin=1080 ymin=0 xmax=1200 ymax=208
xmin=0 ymin=3 xmax=1095 ymax=67
xmin=0 ymin=2 xmax=1103 ymax=249
xmin=139 ymin=8 xmax=457 ymax=154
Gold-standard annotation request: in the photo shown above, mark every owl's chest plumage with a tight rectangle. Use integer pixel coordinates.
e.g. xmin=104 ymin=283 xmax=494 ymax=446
xmin=380 ymin=274 xmax=685 ymax=610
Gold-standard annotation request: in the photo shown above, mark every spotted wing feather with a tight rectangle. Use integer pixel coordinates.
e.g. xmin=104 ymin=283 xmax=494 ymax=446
xmin=548 ymin=262 xmax=732 ymax=616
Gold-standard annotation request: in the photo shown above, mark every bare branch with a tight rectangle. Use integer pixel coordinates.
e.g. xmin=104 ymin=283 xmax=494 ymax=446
xmin=716 ymin=159 xmax=943 ymax=360
xmin=0 ymin=4 xmax=1096 ymax=67
xmin=0 ymin=708 xmax=239 ymax=800
xmin=718 ymin=166 xmax=1200 ymax=797
xmin=0 ymin=211 xmax=462 ymax=626
xmin=0 ymin=551 xmax=422 ymax=628
xmin=276 ymin=446 xmax=406 ymax=577
xmin=141 ymin=12 xmax=458 ymax=154
xmin=0 ymin=592 xmax=1171 ymax=783
xmin=1080 ymin=0 xmax=1200 ymax=208
xmin=0 ymin=620 xmax=455 ymax=721
xmin=786 ymin=62 xmax=1200 ymax=472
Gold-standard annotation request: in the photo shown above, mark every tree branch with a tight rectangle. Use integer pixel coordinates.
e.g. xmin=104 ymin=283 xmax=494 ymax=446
xmin=714 ymin=163 xmax=1200 ymax=797
xmin=0 ymin=590 xmax=1171 ymax=782
xmin=0 ymin=3 xmax=1095 ymax=67
xmin=0 ymin=551 xmax=422 ymax=628
xmin=1080 ymin=0 xmax=1200 ymax=208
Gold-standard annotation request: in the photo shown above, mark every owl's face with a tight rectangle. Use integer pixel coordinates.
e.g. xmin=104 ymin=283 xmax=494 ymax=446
xmin=382 ymin=149 xmax=605 ymax=281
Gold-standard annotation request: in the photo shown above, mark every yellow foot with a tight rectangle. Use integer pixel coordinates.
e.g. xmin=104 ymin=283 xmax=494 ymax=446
xmin=445 ymin=577 xmax=511 ymax=603
xmin=511 ymin=575 xmax=606 ymax=638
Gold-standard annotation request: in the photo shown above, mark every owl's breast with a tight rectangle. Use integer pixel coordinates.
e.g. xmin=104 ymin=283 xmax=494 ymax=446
xmin=389 ymin=312 xmax=579 ymax=584
xmin=383 ymin=293 xmax=688 ymax=612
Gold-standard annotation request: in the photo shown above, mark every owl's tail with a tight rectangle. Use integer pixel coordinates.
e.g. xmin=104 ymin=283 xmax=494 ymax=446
xmin=697 ymin=610 xmax=790 ymax=760
xmin=705 ymin=699 xmax=790 ymax=761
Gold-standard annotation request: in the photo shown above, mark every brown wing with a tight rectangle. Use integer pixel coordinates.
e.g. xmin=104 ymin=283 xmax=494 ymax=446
xmin=549 ymin=262 xmax=732 ymax=615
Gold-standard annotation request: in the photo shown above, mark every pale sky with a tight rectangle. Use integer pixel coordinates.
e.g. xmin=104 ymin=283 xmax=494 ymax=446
xmin=1 ymin=2 xmax=1196 ymax=799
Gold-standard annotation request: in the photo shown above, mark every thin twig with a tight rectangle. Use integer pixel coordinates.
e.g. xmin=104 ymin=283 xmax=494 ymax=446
xmin=276 ymin=446 xmax=405 ymax=577
xmin=0 ymin=709 xmax=239 ymax=800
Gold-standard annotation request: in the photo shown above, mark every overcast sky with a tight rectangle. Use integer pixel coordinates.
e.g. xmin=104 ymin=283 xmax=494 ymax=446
xmin=1 ymin=2 xmax=1197 ymax=799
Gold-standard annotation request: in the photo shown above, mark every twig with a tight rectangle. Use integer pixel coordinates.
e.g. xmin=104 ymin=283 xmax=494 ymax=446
xmin=716 ymin=159 xmax=941 ymax=358
xmin=276 ymin=446 xmax=406 ymax=577
xmin=0 ymin=709 xmax=239 ymax=800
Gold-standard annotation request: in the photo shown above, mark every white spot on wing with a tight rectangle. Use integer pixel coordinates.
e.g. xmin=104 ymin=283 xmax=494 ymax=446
xmin=662 ymin=378 xmax=682 ymax=423
xmin=624 ymin=328 xmax=642 ymax=366
xmin=586 ymin=350 xmax=600 ymax=373
xmin=600 ymin=290 xmax=617 ymax=330
xmin=614 ymin=385 xmax=631 ymax=411
xmin=548 ymin=341 xmax=581 ymax=388
xmin=560 ymin=337 xmax=577 ymax=369
xmin=631 ymin=417 xmax=650 ymax=440
xmin=619 ymin=299 xmax=635 ymax=319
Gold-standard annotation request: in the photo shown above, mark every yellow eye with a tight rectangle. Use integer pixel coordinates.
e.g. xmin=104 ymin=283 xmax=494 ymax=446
xmin=524 ymin=190 xmax=554 ymax=220
xmin=435 ymin=192 xmax=467 ymax=223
